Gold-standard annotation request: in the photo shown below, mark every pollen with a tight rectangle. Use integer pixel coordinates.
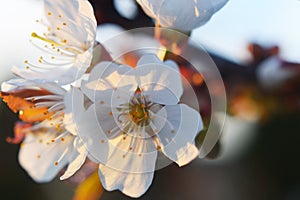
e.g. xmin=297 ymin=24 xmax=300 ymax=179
xmin=58 ymin=14 xmax=62 ymax=18
xmin=39 ymin=139 xmax=43 ymax=143
xmin=54 ymin=161 xmax=58 ymax=166
xmin=109 ymin=111 xmax=113 ymax=116
xmin=157 ymin=145 xmax=162 ymax=151
xmin=51 ymin=139 xmax=55 ymax=143
xmin=100 ymin=100 xmax=104 ymax=104
xmin=47 ymin=12 xmax=52 ymax=16
xmin=24 ymin=60 xmax=28 ymax=64
xmin=26 ymin=66 xmax=30 ymax=70
xmin=60 ymin=138 xmax=65 ymax=142
xmin=62 ymin=22 xmax=67 ymax=26
xmin=56 ymin=27 xmax=60 ymax=31
xmin=129 ymin=147 xmax=133 ymax=151
xmin=37 ymin=155 xmax=41 ymax=159
xmin=107 ymin=130 xmax=111 ymax=134
xmin=122 ymin=154 xmax=126 ymax=158
xmin=101 ymin=139 xmax=105 ymax=143
xmin=62 ymin=39 xmax=67 ymax=43
xmin=51 ymin=56 xmax=55 ymax=59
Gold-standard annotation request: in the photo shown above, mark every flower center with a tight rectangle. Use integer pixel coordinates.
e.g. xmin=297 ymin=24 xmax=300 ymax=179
xmin=129 ymin=103 xmax=149 ymax=126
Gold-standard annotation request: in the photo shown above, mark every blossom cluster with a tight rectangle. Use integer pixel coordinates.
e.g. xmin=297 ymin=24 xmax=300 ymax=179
xmin=1 ymin=0 xmax=228 ymax=198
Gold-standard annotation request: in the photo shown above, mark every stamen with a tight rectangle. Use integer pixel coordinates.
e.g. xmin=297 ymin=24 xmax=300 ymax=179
xmin=31 ymin=32 xmax=62 ymax=47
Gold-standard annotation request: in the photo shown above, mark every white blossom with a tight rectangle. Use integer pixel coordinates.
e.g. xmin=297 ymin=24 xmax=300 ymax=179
xmin=12 ymin=0 xmax=97 ymax=85
xmin=2 ymin=79 xmax=87 ymax=182
xmin=78 ymin=54 xmax=203 ymax=197
xmin=136 ymin=0 xmax=228 ymax=31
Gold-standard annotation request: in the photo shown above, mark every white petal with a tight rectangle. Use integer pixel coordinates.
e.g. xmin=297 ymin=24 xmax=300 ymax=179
xmin=82 ymin=104 xmax=158 ymax=173
xmin=12 ymin=63 xmax=88 ymax=86
xmin=81 ymin=61 xmax=133 ymax=102
xmin=136 ymin=0 xmax=164 ymax=18
xmin=76 ymin=106 xmax=110 ymax=164
xmin=155 ymin=104 xmax=202 ymax=166
xmin=99 ymin=164 xmax=154 ymax=198
xmin=60 ymin=138 xmax=87 ymax=180
xmin=211 ymin=0 xmax=229 ymax=12
xmin=104 ymin=133 xmax=157 ymax=173
xmin=1 ymin=78 xmax=31 ymax=92
xmin=44 ymin=0 xmax=96 ymax=46
xmin=158 ymin=0 xmax=213 ymax=31
xmin=18 ymin=131 xmax=74 ymax=183
xmin=63 ymin=87 xmax=86 ymax=136
xmin=137 ymin=0 xmax=228 ymax=31
xmin=1 ymin=78 xmax=66 ymax=96
xmin=136 ymin=54 xmax=162 ymax=66
xmin=133 ymin=55 xmax=183 ymax=105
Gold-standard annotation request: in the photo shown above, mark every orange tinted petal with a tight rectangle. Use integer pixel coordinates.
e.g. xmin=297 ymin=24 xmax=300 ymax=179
xmin=0 ymin=90 xmax=53 ymax=123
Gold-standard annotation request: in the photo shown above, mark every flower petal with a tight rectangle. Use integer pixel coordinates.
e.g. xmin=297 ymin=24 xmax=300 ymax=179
xmin=134 ymin=55 xmax=183 ymax=105
xmin=136 ymin=0 xmax=164 ymax=18
xmin=104 ymin=133 xmax=157 ymax=173
xmin=64 ymin=87 xmax=85 ymax=136
xmin=154 ymin=104 xmax=202 ymax=166
xmin=18 ymin=130 xmax=74 ymax=182
xmin=81 ymin=105 xmax=158 ymax=173
xmin=76 ymin=106 xmax=110 ymax=165
xmin=136 ymin=54 xmax=162 ymax=66
xmin=44 ymin=0 xmax=96 ymax=47
xmin=98 ymin=164 xmax=154 ymax=198
xmin=137 ymin=0 xmax=229 ymax=31
xmin=60 ymin=138 xmax=87 ymax=180
xmin=81 ymin=61 xmax=133 ymax=102
xmin=1 ymin=78 xmax=66 ymax=96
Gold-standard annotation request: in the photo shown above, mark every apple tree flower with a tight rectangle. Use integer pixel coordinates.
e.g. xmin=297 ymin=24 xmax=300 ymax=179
xmin=136 ymin=0 xmax=229 ymax=31
xmin=76 ymin=54 xmax=203 ymax=197
xmin=1 ymin=79 xmax=88 ymax=182
xmin=13 ymin=0 xmax=97 ymax=85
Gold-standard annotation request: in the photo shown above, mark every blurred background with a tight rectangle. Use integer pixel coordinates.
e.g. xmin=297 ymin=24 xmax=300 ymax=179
xmin=1 ymin=0 xmax=300 ymax=199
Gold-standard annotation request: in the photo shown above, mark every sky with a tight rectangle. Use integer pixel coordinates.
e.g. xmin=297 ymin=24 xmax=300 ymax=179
xmin=192 ymin=0 xmax=300 ymax=63
xmin=0 ymin=0 xmax=299 ymax=81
